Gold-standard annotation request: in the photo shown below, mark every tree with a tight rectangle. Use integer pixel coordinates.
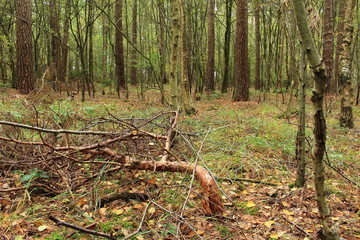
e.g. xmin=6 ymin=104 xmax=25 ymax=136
xmin=322 ymin=0 xmax=335 ymax=94
xmin=254 ymin=0 xmax=260 ymax=90
xmin=205 ymin=0 xmax=215 ymax=93
xmin=49 ymin=0 xmax=61 ymax=90
xmin=339 ymin=0 xmax=356 ymax=128
xmin=115 ymin=0 xmax=126 ymax=97
xmin=130 ymin=0 xmax=138 ymax=86
xmin=178 ymin=0 xmax=195 ymax=114
xmin=232 ymin=0 xmax=249 ymax=101
xmin=15 ymin=0 xmax=34 ymax=94
xmin=292 ymin=0 xmax=340 ymax=238
xmin=295 ymin=44 xmax=306 ymax=188
xmin=221 ymin=0 xmax=233 ymax=93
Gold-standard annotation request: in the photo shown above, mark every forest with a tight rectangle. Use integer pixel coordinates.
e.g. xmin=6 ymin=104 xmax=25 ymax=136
xmin=0 ymin=0 xmax=359 ymax=239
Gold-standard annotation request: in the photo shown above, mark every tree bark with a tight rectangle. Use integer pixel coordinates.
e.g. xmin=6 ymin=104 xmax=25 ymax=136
xmin=115 ymin=0 xmax=127 ymax=97
xmin=205 ymin=0 xmax=215 ymax=93
xmin=221 ymin=0 xmax=233 ymax=93
xmin=292 ymin=0 xmax=339 ymax=239
xmin=130 ymin=0 xmax=138 ymax=86
xmin=16 ymin=0 xmax=34 ymax=94
xmin=295 ymin=44 xmax=306 ymax=188
xmin=49 ymin=0 xmax=61 ymax=91
xmin=322 ymin=0 xmax=335 ymax=94
xmin=103 ymin=149 xmax=224 ymax=215
xmin=232 ymin=0 xmax=249 ymax=101
xmin=339 ymin=0 xmax=356 ymax=129
xmin=254 ymin=0 xmax=260 ymax=90
xmin=178 ymin=0 xmax=195 ymax=114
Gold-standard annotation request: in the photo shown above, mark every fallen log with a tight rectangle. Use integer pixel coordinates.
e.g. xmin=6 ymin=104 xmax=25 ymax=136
xmin=102 ymin=149 xmax=224 ymax=215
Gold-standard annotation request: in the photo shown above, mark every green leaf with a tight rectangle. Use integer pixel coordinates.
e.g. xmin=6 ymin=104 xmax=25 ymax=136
xmin=38 ymin=225 xmax=48 ymax=231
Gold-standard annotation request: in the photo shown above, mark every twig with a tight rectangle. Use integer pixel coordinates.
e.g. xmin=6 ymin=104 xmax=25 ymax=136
xmin=324 ymin=150 xmax=359 ymax=188
xmin=0 ymin=120 xmax=119 ymax=136
xmin=216 ymin=177 xmax=278 ymax=186
xmin=151 ymin=201 xmax=204 ymax=240
xmin=282 ymin=216 xmax=317 ymax=240
xmin=49 ymin=215 xmax=117 ymax=240
xmin=66 ymin=222 xmax=97 ymax=238
xmin=122 ymin=202 xmax=151 ymax=240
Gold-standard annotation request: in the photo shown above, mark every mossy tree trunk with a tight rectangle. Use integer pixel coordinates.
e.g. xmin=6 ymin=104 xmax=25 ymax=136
xmin=291 ymin=0 xmax=339 ymax=239
xmin=339 ymin=0 xmax=356 ymax=129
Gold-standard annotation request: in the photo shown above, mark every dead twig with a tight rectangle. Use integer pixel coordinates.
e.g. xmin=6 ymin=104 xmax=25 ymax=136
xmin=217 ymin=177 xmax=278 ymax=186
xmin=0 ymin=120 xmax=119 ymax=136
xmin=49 ymin=215 xmax=117 ymax=240
xmin=282 ymin=216 xmax=317 ymax=240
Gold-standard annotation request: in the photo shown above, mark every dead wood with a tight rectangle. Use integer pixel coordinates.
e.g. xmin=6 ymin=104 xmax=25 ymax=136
xmin=0 ymin=112 xmax=224 ymax=215
xmin=100 ymin=192 xmax=149 ymax=207
xmin=49 ymin=215 xmax=117 ymax=240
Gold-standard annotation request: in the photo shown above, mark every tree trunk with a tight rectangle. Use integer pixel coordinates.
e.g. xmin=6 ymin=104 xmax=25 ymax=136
xmin=178 ymin=0 xmax=195 ymax=114
xmin=254 ymin=0 xmax=260 ymax=90
xmin=339 ymin=0 xmax=356 ymax=129
xmin=322 ymin=0 xmax=335 ymax=94
xmin=115 ymin=0 xmax=127 ymax=97
xmin=59 ymin=0 xmax=71 ymax=93
xmin=221 ymin=0 xmax=233 ymax=93
xmin=49 ymin=0 xmax=61 ymax=91
xmin=295 ymin=44 xmax=306 ymax=188
xmin=158 ymin=0 xmax=167 ymax=86
xmin=232 ymin=0 xmax=249 ymax=102
xmin=205 ymin=0 xmax=215 ymax=93
xmin=16 ymin=0 xmax=34 ymax=94
xmin=169 ymin=0 xmax=180 ymax=108
xmin=292 ymin=0 xmax=340 ymax=238
xmin=130 ymin=0 xmax=138 ymax=86
xmin=334 ymin=0 xmax=346 ymax=93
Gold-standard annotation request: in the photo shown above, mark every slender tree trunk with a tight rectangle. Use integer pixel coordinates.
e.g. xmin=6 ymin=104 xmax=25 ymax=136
xmin=254 ymin=0 xmax=260 ymax=90
xmin=49 ymin=0 xmax=61 ymax=91
xmin=339 ymin=0 xmax=356 ymax=129
xmin=59 ymin=0 xmax=71 ymax=94
xmin=295 ymin=44 xmax=307 ymax=188
xmin=322 ymin=0 xmax=335 ymax=94
xmin=130 ymin=0 xmax=138 ymax=86
xmin=115 ymin=0 xmax=126 ymax=97
xmin=334 ymin=0 xmax=346 ymax=93
xmin=205 ymin=0 xmax=215 ymax=93
xmin=169 ymin=0 xmax=180 ymax=108
xmin=232 ymin=0 xmax=249 ymax=101
xmin=292 ymin=0 xmax=340 ymax=239
xmin=221 ymin=0 xmax=233 ymax=93
xmin=88 ymin=0 xmax=95 ymax=97
xmin=16 ymin=0 xmax=34 ymax=94
xmin=101 ymin=7 xmax=109 ymax=91
xmin=158 ymin=0 xmax=167 ymax=86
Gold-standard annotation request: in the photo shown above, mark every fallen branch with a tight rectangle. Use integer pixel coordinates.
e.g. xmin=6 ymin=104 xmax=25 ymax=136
xmin=100 ymin=192 xmax=149 ymax=207
xmin=49 ymin=215 xmax=116 ymax=240
xmin=160 ymin=111 xmax=178 ymax=162
xmin=0 ymin=120 xmax=119 ymax=136
xmin=217 ymin=177 xmax=278 ymax=186
xmin=102 ymin=148 xmax=224 ymax=215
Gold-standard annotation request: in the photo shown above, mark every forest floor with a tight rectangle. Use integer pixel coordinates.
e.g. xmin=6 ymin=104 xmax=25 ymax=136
xmin=0 ymin=87 xmax=359 ymax=240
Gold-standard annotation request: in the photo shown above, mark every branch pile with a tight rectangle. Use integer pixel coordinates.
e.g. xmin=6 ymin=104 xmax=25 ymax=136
xmin=0 ymin=111 xmax=223 ymax=215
